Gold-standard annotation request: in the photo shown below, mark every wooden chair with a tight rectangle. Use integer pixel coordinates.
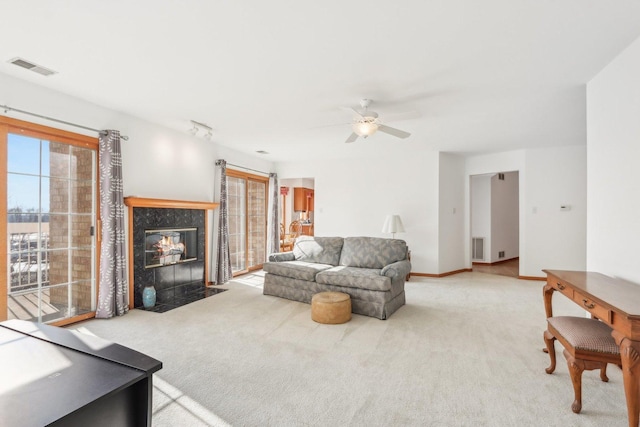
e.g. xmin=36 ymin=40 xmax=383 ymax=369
xmin=280 ymin=223 xmax=293 ymax=252
xmin=289 ymin=220 xmax=302 ymax=238
xmin=543 ymin=316 xmax=621 ymax=414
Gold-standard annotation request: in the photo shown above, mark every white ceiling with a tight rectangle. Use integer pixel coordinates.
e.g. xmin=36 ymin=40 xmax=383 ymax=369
xmin=1 ymin=1 xmax=639 ymax=162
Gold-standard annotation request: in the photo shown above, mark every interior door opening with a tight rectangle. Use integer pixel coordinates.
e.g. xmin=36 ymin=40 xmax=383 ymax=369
xmin=470 ymin=171 xmax=520 ymax=278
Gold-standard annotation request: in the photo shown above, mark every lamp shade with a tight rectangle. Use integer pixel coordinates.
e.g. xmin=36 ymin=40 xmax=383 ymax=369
xmin=382 ymin=215 xmax=405 ymax=234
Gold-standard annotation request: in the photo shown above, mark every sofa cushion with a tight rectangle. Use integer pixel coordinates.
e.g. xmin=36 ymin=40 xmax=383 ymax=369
xmin=293 ymin=236 xmax=344 ymax=265
xmin=316 ymin=266 xmax=391 ymax=291
xmin=263 ymin=260 xmax=333 ymax=282
xmin=339 ymin=237 xmax=408 ymax=269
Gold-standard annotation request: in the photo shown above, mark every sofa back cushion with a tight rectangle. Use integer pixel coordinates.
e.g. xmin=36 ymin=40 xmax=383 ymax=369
xmin=339 ymin=237 xmax=408 ymax=269
xmin=293 ymin=236 xmax=344 ymax=265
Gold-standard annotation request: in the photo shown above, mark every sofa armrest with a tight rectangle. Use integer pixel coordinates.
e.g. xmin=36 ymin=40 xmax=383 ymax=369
xmin=381 ymin=260 xmax=411 ymax=280
xmin=268 ymin=252 xmax=295 ymax=262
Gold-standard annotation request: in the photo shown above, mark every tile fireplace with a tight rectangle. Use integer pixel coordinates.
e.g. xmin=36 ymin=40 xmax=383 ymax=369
xmin=124 ymin=197 xmax=219 ymax=311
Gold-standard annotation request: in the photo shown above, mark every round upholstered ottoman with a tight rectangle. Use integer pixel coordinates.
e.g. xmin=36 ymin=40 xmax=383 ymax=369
xmin=311 ymin=292 xmax=351 ymax=324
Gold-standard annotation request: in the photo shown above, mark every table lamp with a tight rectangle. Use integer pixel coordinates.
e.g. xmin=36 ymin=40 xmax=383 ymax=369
xmin=382 ymin=215 xmax=405 ymax=239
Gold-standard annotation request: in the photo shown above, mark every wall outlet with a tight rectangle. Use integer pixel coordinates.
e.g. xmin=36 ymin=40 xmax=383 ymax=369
xmin=499 ymin=251 xmax=505 ymax=258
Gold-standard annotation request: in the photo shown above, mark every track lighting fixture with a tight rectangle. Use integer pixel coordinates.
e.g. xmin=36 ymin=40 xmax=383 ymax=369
xmin=188 ymin=120 xmax=214 ymax=140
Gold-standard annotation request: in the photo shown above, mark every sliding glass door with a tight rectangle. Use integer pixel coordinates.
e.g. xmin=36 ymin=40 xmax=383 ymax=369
xmin=226 ymin=170 xmax=268 ymax=275
xmin=1 ymin=118 xmax=98 ymax=324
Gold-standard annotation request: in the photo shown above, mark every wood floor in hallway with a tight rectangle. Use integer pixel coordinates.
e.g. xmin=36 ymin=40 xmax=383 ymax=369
xmin=472 ymin=258 xmax=519 ymax=278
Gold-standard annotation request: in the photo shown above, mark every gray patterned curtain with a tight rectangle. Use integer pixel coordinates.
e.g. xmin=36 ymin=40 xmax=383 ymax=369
xmin=266 ymin=173 xmax=280 ymax=259
xmin=96 ymin=130 xmax=128 ymax=318
xmin=215 ymin=159 xmax=232 ymax=284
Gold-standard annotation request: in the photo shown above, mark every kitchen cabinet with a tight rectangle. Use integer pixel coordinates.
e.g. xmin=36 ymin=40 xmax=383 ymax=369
xmin=301 ymin=224 xmax=314 ymax=236
xmin=294 ymin=187 xmax=314 ymax=212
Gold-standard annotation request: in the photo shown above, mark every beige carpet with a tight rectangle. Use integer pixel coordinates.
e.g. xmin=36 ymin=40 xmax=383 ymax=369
xmin=71 ymin=272 xmax=627 ymax=426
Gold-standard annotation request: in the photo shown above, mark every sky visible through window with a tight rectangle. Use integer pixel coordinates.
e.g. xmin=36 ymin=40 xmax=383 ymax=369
xmin=7 ymin=133 xmax=50 ymax=214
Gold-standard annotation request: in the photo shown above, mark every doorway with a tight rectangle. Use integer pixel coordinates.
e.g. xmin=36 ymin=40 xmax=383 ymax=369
xmin=2 ymin=119 xmax=98 ymax=324
xmin=279 ymin=178 xmax=315 ymax=242
xmin=470 ymin=171 xmax=519 ymax=278
xmin=226 ymin=169 xmax=268 ymax=275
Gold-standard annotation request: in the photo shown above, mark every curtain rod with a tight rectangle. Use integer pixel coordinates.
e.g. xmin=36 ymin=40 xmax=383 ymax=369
xmin=226 ymin=162 xmax=270 ymax=176
xmin=1 ymin=104 xmax=129 ymax=140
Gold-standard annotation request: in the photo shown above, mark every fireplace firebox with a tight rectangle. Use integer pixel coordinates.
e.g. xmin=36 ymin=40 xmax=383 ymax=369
xmin=145 ymin=228 xmax=197 ymax=268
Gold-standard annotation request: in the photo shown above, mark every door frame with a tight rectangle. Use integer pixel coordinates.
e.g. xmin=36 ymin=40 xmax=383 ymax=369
xmin=0 ymin=116 xmax=99 ymax=325
xmin=226 ymin=168 xmax=269 ymax=276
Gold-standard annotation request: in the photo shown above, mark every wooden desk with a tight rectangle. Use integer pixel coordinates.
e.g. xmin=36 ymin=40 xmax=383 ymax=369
xmin=543 ymin=270 xmax=640 ymax=427
xmin=0 ymin=319 xmax=162 ymax=427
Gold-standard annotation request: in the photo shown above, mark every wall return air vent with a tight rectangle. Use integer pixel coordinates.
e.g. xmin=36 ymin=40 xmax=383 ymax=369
xmin=8 ymin=57 xmax=57 ymax=76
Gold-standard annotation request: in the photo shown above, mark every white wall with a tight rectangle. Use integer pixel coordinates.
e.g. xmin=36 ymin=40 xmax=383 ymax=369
xmin=587 ymin=34 xmax=640 ymax=284
xmin=523 ymin=146 xmax=586 ymax=276
xmin=465 ymin=147 xmax=586 ymax=277
xmin=491 ymin=171 xmax=519 ymax=262
xmin=471 ymin=175 xmax=492 ymax=261
xmin=276 ymin=149 xmax=440 ymax=274
xmin=0 ymin=73 xmax=273 ymax=202
xmin=438 ymin=153 xmax=466 ymax=273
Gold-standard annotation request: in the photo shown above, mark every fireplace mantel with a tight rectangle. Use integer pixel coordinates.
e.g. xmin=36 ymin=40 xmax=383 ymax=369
xmin=124 ymin=197 xmax=219 ymax=210
xmin=124 ymin=197 xmax=219 ymax=309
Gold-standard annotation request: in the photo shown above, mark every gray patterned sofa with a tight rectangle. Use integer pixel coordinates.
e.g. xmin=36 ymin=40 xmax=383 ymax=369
xmin=263 ymin=236 xmax=411 ymax=320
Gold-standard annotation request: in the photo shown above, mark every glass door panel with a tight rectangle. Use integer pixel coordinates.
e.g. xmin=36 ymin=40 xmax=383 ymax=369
xmin=247 ymin=180 xmax=266 ymax=268
xmin=227 ymin=176 xmax=246 ymax=272
xmin=6 ymin=134 xmax=96 ymax=323
xmin=226 ymin=171 xmax=268 ymax=275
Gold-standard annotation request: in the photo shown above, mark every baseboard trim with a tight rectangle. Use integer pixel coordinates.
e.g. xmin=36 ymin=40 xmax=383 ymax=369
xmin=411 ymin=268 xmax=472 ymax=278
xmin=518 ymin=275 xmax=546 ymax=281
xmin=472 ymin=257 xmax=519 ymax=266
xmin=410 ymin=268 xmax=544 ymax=281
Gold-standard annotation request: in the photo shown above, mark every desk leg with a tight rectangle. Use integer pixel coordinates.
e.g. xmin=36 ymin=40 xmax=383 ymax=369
xmin=541 ymin=285 xmax=555 ymax=354
xmin=543 ymin=284 xmax=554 ymax=319
xmin=613 ymin=331 xmax=640 ymax=427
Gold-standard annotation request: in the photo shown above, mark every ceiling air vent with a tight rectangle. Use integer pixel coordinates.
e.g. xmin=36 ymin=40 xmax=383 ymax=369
xmin=8 ymin=57 xmax=57 ymax=76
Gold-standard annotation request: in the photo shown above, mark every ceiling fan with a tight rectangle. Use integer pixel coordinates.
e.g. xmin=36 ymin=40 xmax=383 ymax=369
xmin=343 ymin=99 xmax=411 ymax=143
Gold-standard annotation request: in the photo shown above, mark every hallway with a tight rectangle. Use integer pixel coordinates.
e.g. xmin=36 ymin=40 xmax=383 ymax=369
xmin=472 ymin=258 xmax=519 ymax=278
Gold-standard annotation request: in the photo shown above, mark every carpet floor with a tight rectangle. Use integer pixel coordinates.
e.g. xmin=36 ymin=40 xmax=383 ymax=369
xmin=71 ymin=271 xmax=627 ymax=426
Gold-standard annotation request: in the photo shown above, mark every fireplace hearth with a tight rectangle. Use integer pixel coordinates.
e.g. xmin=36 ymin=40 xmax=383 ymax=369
xmin=143 ymin=286 xmax=227 ymax=313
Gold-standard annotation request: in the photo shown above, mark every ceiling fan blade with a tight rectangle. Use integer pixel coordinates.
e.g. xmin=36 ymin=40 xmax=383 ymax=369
xmin=345 ymin=132 xmax=359 ymax=143
xmin=340 ymin=106 xmax=364 ymax=119
xmin=377 ymin=124 xmax=411 ymax=139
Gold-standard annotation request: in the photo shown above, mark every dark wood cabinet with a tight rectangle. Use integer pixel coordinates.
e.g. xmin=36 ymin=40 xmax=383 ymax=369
xmin=294 ymin=187 xmax=314 ymax=212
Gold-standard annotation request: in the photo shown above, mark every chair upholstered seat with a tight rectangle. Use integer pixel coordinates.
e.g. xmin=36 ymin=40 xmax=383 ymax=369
xmin=547 ymin=316 xmax=620 ymax=355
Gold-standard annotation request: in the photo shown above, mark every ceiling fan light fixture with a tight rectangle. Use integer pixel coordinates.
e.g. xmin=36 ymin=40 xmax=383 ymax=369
xmin=353 ymin=121 xmax=378 ymax=137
